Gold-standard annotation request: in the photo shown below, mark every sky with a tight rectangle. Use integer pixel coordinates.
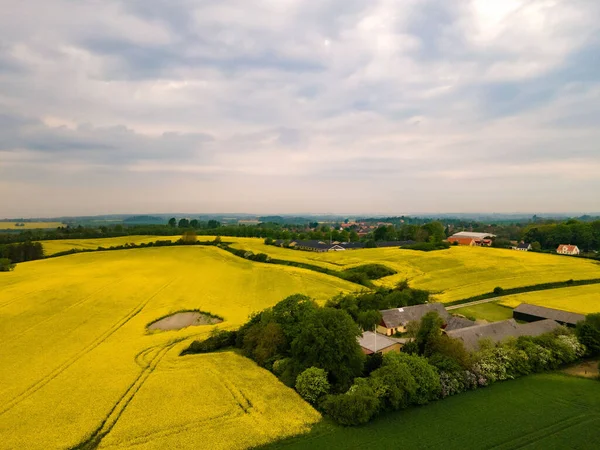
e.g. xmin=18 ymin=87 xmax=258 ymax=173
xmin=1 ymin=0 xmax=600 ymax=218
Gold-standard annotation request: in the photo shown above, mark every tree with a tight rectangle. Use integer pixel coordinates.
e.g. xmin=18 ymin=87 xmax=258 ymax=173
xmin=531 ymin=241 xmax=542 ymax=252
xmin=168 ymin=217 xmax=177 ymax=227
xmin=181 ymin=230 xmax=197 ymax=243
xmin=576 ymin=313 xmax=600 ymax=356
xmin=207 ymin=220 xmax=221 ymax=229
xmin=242 ymin=320 xmax=287 ymax=367
xmin=0 ymin=258 xmax=15 ymax=272
xmin=357 ymin=310 xmax=382 ymax=332
xmin=291 ymin=308 xmax=365 ymax=390
xmin=178 ymin=218 xmax=190 ymax=228
xmin=415 ymin=312 xmax=445 ymax=356
xmin=271 ymin=294 xmax=318 ymax=343
xmin=295 ymin=367 xmax=330 ymax=404
xmin=190 ymin=219 xmax=199 ymax=228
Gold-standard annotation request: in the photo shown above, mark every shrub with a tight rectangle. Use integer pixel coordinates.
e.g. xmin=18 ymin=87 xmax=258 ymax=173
xmin=369 ymin=358 xmax=417 ymax=410
xmin=181 ymin=330 xmax=237 ymax=355
xmin=0 ymin=258 xmax=15 ymax=272
xmin=576 ymin=313 xmax=600 ymax=356
xmin=386 ymin=353 xmax=441 ymax=404
xmin=322 ymin=383 xmax=380 ymax=426
xmin=295 ymin=367 xmax=330 ymax=404
xmin=493 ymin=286 xmax=504 ymax=295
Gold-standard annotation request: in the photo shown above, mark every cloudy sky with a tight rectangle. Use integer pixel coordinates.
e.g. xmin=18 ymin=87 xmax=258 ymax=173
xmin=1 ymin=0 xmax=599 ymax=217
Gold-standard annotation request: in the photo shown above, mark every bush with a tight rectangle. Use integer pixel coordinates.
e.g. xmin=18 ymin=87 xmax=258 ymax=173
xmin=181 ymin=329 xmax=237 ymax=355
xmin=576 ymin=313 xmax=600 ymax=356
xmin=493 ymin=286 xmax=504 ymax=295
xmin=295 ymin=367 xmax=330 ymax=404
xmin=322 ymin=382 xmax=380 ymax=426
xmin=400 ymin=242 xmax=451 ymax=252
xmin=0 ymin=258 xmax=15 ymax=272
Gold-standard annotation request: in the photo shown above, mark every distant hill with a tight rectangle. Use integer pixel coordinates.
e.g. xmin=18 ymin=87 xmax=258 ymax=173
xmin=123 ymin=215 xmax=165 ymax=225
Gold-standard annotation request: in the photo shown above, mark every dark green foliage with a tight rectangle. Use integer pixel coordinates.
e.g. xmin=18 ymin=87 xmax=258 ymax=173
xmin=291 ymin=308 xmax=365 ymax=390
xmin=325 ymin=283 xmax=430 ymax=326
xmin=295 ymin=367 xmax=330 ymax=404
xmin=241 ymin=316 xmax=287 ymax=367
xmin=321 ymin=383 xmax=380 ymax=426
xmin=387 ymin=353 xmax=441 ymax=404
xmin=493 ymin=286 xmax=504 ymax=295
xmin=180 ymin=330 xmax=237 ymax=355
xmin=416 ymin=312 xmax=445 ymax=356
xmin=369 ymin=359 xmax=417 ymax=410
xmin=363 ymin=353 xmax=383 ymax=376
xmin=271 ymin=294 xmax=318 ymax=342
xmin=356 ymin=310 xmax=382 ymax=331
xmin=0 ymin=241 xmax=44 ymax=263
xmin=0 ymin=258 xmax=15 ymax=272
xmin=576 ymin=313 xmax=600 ymax=355
xmin=400 ymin=241 xmax=451 ymax=251
xmin=340 ymin=264 xmax=396 ymax=281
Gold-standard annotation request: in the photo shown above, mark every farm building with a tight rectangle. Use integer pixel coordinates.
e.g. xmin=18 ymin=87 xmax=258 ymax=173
xmin=444 ymin=316 xmax=476 ymax=331
xmin=378 ymin=303 xmax=450 ymax=335
xmin=447 ymin=236 xmax=476 ymax=246
xmin=446 ymin=318 xmax=561 ymax=351
xmin=277 ymin=240 xmax=367 ymax=252
xmin=448 ymin=231 xmax=495 ymax=247
xmin=513 ymin=242 xmax=532 ymax=251
xmin=358 ymin=331 xmax=404 ymax=355
xmin=557 ymin=244 xmax=580 ymax=255
xmin=513 ymin=303 xmax=585 ymax=327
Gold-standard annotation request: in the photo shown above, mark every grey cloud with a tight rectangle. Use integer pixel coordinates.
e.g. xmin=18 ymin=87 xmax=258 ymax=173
xmin=1 ymin=0 xmax=600 ymax=216
xmin=0 ymin=112 xmax=214 ymax=164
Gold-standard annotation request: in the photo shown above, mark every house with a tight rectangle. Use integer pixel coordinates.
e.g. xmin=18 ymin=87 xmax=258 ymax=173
xmin=557 ymin=244 xmax=580 ymax=255
xmin=513 ymin=303 xmax=585 ymax=328
xmin=447 ymin=236 xmax=476 ymax=246
xmin=378 ymin=303 xmax=450 ymax=336
xmin=446 ymin=318 xmax=561 ymax=351
xmin=358 ymin=331 xmax=403 ymax=355
xmin=512 ymin=242 xmax=532 ymax=251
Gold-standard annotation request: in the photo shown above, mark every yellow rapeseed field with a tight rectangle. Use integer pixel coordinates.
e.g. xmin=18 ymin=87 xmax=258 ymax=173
xmin=499 ymin=284 xmax=600 ymax=314
xmin=0 ymin=246 xmax=354 ymax=449
xmin=227 ymin=239 xmax=600 ymax=302
xmin=0 ymin=221 xmax=64 ymax=230
xmin=41 ymin=235 xmax=179 ymax=256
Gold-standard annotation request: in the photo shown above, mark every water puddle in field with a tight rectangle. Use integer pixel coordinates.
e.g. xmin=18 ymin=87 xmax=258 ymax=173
xmin=147 ymin=311 xmax=223 ymax=331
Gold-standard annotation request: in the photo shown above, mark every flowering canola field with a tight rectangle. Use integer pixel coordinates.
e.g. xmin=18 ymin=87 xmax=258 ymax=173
xmin=0 ymin=246 xmax=353 ymax=449
xmin=499 ymin=284 xmax=600 ymax=314
xmin=41 ymin=235 xmax=180 ymax=256
xmin=226 ymin=239 xmax=600 ymax=302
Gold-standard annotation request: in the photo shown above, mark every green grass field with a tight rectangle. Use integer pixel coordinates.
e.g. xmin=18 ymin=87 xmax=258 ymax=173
xmin=499 ymin=283 xmax=600 ymax=314
xmin=265 ymin=374 xmax=600 ymax=450
xmin=452 ymin=302 xmax=515 ymax=322
xmin=0 ymin=221 xmax=64 ymax=230
xmin=0 ymin=247 xmax=357 ymax=449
